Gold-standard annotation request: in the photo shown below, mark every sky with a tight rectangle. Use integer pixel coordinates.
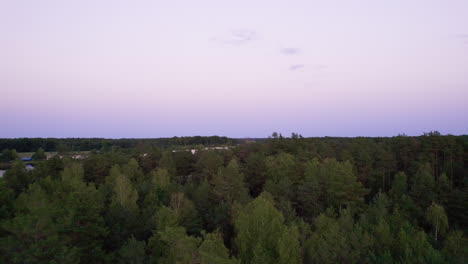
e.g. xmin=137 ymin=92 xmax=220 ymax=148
xmin=1 ymin=0 xmax=467 ymax=138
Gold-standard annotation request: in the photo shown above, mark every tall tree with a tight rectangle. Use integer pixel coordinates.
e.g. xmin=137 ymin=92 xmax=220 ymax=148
xmin=3 ymin=161 xmax=30 ymax=195
xmin=426 ymin=202 xmax=448 ymax=241
xmin=198 ymin=231 xmax=239 ymax=264
xmin=195 ymin=150 xmax=224 ymax=182
xmin=234 ymin=192 xmax=301 ymax=264
xmin=0 ymin=149 xmax=18 ymax=162
xmin=442 ymin=231 xmax=467 ymax=264
xmin=117 ymin=236 xmax=147 ymax=264
xmin=111 ymin=167 xmax=139 ymax=212
xmin=411 ymin=162 xmax=435 ymax=208
xmin=321 ymin=159 xmax=368 ymax=210
xmin=242 ymin=152 xmax=267 ymax=197
xmin=149 ymin=206 xmax=201 ymax=264
xmin=389 ymin=172 xmax=408 ymax=200
xmin=32 ymin=147 xmax=47 ymax=161
xmin=296 ymin=159 xmax=322 ymax=222
xmin=211 ymin=160 xmax=250 ymax=205
xmin=104 ymin=165 xmax=140 ymax=251
xmin=159 ymin=151 xmax=177 ymax=178
xmin=264 ymin=153 xmax=297 ymax=207
xmin=305 ymin=209 xmax=370 ymax=264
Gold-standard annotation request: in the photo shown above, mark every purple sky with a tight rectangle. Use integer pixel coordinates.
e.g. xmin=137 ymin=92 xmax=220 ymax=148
xmin=1 ymin=0 xmax=467 ymax=138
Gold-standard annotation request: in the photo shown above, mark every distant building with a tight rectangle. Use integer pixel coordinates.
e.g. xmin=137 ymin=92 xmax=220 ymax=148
xmin=21 ymin=157 xmax=32 ymax=162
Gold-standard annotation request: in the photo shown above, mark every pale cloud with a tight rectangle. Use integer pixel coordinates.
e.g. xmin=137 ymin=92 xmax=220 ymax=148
xmin=212 ymin=29 xmax=258 ymax=46
xmin=289 ymin=64 xmax=304 ymax=71
xmin=280 ymin=47 xmax=301 ymax=55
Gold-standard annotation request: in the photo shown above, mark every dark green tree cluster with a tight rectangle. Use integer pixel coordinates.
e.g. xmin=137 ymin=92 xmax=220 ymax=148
xmin=0 ymin=136 xmax=232 ymax=152
xmin=0 ymin=149 xmax=18 ymax=163
xmin=32 ymin=148 xmax=47 ymax=161
xmin=0 ymin=132 xmax=466 ymax=263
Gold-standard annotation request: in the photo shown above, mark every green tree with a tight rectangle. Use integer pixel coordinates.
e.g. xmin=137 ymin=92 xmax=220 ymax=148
xmin=195 ymin=150 xmax=224 ymax=182
xmin=151 ymin=168 xmax=171 ymax=188
xmin=3 ymin=161 xmax=30 ymax=195
xmin=112 ymin=167 xmax=139 ymax=212
xmin=148 ymin=206 xmax=201 ymax=264
xmin=242 ymin=152 xmax=267 ymax=197
xmin=159 ymin=225 xmax=201 ymax=264
xmin=32 ymin=147 xmax=47 ymax=160
xmin=296 ymin=159 xmax=322 ymax=222
xmin=118 ymin=236 xmax=147 ymax=264
xmin=389 ymin=172 xmax=408 ymax=200
xmin=169 ymin=192 xmax=202 ymax=235
xmin=0 ymin=149 xmax=18 ymax=162
xmin=305 ymin=209 xmax=370 ymax=264
xmin=394 ymin=222 xmax=443 ymax=263
xmin=192 ymin=180 xmax=220 ymax=232
xmin=442 ymin=231 xmax=467 ymax=264
xmin=264 ymin=153 xmax=297 ymax=198
xmin=411 ymin=163 xmax=435 ymax=208
xmin=104 ymin=165 xmax=140 ymax=251
xmin=426 ymin=202 xmax=448 ymax=241
xmin=435 ymin=172 xmax=450 ymax=204
xmin=122 ymin=158 xmax=143 ymax=183
xmin=82 ymin=153 xmax=113 ymax=183
xmin=211 ymin=160 xmax=250 ymax=205
xmin=137 ymin=147 xmax=161 ymax=174
xmin=12 ymin=149 xmax=19 ymax=161
xmin=141 ymin=168 xmax=172 ymax=217
xmin=59 ymin=164 xmax=108 ymax=262
xmin=159 ymin=151 xmax=177 ymax=178
xmin=198 ymin=231 xmax=239 ymax=264
xmin=234 ymin=192 xmax=301 ymax=264
xmin=0 ymin=164 xmax=108 ymax=263
xmin=0 ymin=179 xmax=15 ymax=230
xmin=321 ymin=159 xmax=368 ymax=209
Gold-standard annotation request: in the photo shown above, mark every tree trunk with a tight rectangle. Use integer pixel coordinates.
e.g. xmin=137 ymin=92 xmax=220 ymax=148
xmin=435 ymin=227 xmax=438 ymax=241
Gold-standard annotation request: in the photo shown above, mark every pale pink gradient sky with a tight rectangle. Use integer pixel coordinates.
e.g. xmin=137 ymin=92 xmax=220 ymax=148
xmin=1 ymin=0 xmax=467 ymax=138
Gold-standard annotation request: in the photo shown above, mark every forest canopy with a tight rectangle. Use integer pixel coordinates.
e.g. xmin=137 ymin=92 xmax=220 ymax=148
xmin=0 ymin=133 xmax=467 ymax=263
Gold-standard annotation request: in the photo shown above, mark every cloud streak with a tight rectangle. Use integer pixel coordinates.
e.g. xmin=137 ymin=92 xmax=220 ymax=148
xmin=288 ymin=64 xmax=327 ymax=72
xmin=450 ymin=34 xmax=468 ymax=44
xmin=280 ymin=47 xmax=301 ymax=55
xmin=212 ymin=29 xmax=258 ymax=46
xmin=289 ymin=64 xmax=305 ymax=71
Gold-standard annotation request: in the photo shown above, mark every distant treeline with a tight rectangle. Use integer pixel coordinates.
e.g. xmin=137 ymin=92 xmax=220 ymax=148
xmin=266 ymin=132 xmax=468 ymax=190
xmin=0 ymin=136 xmax=233 ymax=152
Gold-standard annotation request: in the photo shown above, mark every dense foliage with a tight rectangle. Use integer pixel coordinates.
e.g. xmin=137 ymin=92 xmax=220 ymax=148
xmin=0 ymin=133 xmax=467 ymax=263
xmin=0 ymin=136 xmax=233 ymax=152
